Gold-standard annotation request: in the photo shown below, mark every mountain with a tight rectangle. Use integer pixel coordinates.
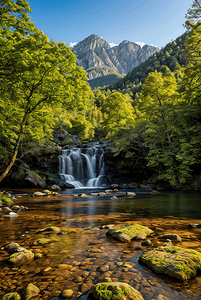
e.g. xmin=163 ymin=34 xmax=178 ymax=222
xmin=72 ymin=34 xmax=159 ymax=86
xmin=107 ymin=33 xmax=187 ymax=95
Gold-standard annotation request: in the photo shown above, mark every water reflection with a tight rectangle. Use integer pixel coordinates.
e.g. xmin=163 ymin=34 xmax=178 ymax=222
xmin=59 ymin=190 xmax=201 ymax=219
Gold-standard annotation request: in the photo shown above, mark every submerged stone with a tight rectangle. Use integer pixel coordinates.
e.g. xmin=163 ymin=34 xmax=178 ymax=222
xmin=9 ymin=250 xmax=34 ymax=265
xmin=139 ymin=245 xmax=201 ymax=281
xmin=23 ymin=283 xmax=40 ymax=300
xmin=158 ymin=234 xmax=182 ymax=242
xmin=33 ymin=238 xmax=52 ymax=245
xmin=4 ymin=242 xmax=26 ymax=254
xmin=87 ymin=282 xmax=144 ymax=300
xmin=3 ymin=292 xmax=21 ymax=300
xmin=61 ymin=289 xmax=73 ymax=298
xmin=106 ymin=223 xmax=153 ymax=242
xmin=36 ymin=226 xmax=61 ymax=234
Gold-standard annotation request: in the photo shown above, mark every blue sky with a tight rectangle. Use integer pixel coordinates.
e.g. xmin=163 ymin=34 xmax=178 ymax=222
xmin=28 ymin=0 xmax=193 ymax=49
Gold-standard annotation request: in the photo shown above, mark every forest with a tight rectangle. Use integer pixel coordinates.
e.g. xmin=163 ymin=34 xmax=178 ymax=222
xmin=0 ymin=0 xmax=201 ymax=190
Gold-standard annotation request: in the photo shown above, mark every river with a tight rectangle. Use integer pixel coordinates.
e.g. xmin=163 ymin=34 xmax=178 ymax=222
xmin=0 ymin=188 xmax=201 ymax=300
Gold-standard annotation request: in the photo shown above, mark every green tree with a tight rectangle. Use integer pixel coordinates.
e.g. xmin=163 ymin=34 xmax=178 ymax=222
xmin=141 ymin=70 xmax=178 ymax=145
xmin=101 ymin=92 xmax=135 ymax=138
xmin=185 ymin=0 xmax=201 ymax=28
xmin=0 ymin=0 xmax=91 ymax=182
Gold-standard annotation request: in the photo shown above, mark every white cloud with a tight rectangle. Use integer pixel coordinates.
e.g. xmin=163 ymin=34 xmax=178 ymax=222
xmin=135 ymin=41 xmax=145 ymax=48
xmin=109 ymin=42 xmax=118 ymax=48
xmin=69 ymin=42 xmax=77 ymax=48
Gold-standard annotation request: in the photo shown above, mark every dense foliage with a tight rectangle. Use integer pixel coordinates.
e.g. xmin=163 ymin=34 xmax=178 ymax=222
xmin=0 ymin=0 xmax=92 ymax=182
xmin=107 ymin=33 xmax=187 ymax=97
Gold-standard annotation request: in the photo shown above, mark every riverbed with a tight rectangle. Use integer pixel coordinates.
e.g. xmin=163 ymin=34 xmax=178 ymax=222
xmin=0 ymin=189 xmax=201 ymax=300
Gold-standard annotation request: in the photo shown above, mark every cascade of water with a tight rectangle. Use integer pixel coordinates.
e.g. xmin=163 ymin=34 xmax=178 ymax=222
xmin=59 ymin=143 xmax=105 ymax=188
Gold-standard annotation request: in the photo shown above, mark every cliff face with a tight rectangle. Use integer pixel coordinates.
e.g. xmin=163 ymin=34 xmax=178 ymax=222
xmin=72 ymin=34 xmax=159 ymax=79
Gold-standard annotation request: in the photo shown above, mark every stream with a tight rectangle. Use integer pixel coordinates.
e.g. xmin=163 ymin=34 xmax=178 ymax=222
xmin=0 ymin=189 xmax=201 ymax=300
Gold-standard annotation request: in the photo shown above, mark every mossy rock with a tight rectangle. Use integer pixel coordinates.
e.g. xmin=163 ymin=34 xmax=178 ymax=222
xmin=88 ymin=282 xmax=144 ymax=300
xmin=3 ymin=292 xmax=21 ymax=300
xmin=0 ymin=194 xmax=13 ymax=204
xmin=61 ymin=289 xmax=73 ymax=298
xmin=36 ymin=226 xmax=60 ymax=234
xmin=139 ymin=246 xmax=201 ymax=281
xmin=24 ymin=283 xmax=40 ymax=300
xmin=33 ymin=238 xmax=52 ymax=245
xmin=106 ymin=223 xmax=153 ymax=242
xmin=9 ymin=250 xmax=34 ymax=265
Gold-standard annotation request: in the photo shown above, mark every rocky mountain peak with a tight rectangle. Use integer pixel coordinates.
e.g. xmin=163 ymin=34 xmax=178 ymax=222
xmin=72 ymin=35 xmax=159 ymax=80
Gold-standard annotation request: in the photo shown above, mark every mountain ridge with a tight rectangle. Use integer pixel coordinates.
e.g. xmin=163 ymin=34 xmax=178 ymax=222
xmin=72 ymin=34 xmax=159 ymax=81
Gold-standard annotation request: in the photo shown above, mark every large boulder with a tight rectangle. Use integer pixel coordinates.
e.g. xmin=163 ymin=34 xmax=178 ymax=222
xmin=87 ymin=282 xmax=144 ymax=300
xmin=139 ymin=245 xmax=201 ymax=281
xmin=106 ymin=223 xmax=153 ymax=242
xmin=25 ymin=171 xmax=46 ymax=188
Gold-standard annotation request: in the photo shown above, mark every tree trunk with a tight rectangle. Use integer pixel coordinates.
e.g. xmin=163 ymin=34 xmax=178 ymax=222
xmin=0 ymin=138 xmax=20 ymax=183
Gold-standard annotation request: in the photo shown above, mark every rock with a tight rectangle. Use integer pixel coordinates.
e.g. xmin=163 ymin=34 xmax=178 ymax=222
xmin=106 ymin=223 xmax=153 ymax=243
xmin=70 ymin=135 xmax=81 ymax=145
xmin=97 ymin=264 xmax=109 ymax=272
xmin=100 ymin=224 xmax=115 ymax=229
xmin=51 ymin=184 xmax=61 ymax=191
xmin=61 ymin=289 xmax=73 ymax=299
xmin=43 ymin=190 xmax=52 ymax=195
xmin=139 ymin=245 xmax=201 ymax=281
xmin=3 ymin=292 xmax=21 ymax=300
xmin=33 ymin=192 xmax=45 ymax=197
xmin=25 ymin=171 xmax=46 ymax=188
xmin=36 ymin=226 xmax=61 ymax=234
xmin=12 ymin=205 xmax=21 ymax=212
xmin=127 ymin=182 xmax=139 ymax=189
xmin=105 ymin=189 xmax=113 ymax=194
xmin=87 ymin=282 xmax=144 ymax=300
xmin=34 ymin=253 xmax=42 ymax=258
xmin=8 ymin=212 xmax=18 ymax=217
xmin=9 ymin=250 xmax=34 ymax=265
xmin=151 ymin=295 xmax=169 ymax=300
xmin=139 ymin=184 xmax=154 ymax=190
xmin=33 ymin=238 xmax=52 ymax=245
xmin=158 ymin=234 xmax=182 ymax=242
xmin=189 ymin=223 xmax=201 ymax=228
xmin=110 ymin=184 xmax=118 ymax=189
xmin=111 ymin=196 xmax=118 ymax=200
xmin=2 ymin=207 xmax=13 ymax=214
xmin=142 ymin=240 xmax=152 ymax=246
xmin=126 ymin=192 xmax=136 ymax=196
xmin=133 ymin=234 xmax=146 ymax=240
xmin=78 ymin=193 xmax=87 ymax=197
xmin=53 ymin=130 xmax=68 ymax=140
xmin=23 ymin=283 xmax=40 ymax=300
xmin=4 ymin=242 xmax=26 ymax=254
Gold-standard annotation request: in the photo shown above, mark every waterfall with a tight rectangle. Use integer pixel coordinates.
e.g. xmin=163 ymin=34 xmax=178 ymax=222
xmin=59 ymin=143 xmax=105 ymax=188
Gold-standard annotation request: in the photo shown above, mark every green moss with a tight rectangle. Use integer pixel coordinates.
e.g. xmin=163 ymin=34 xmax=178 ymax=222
xmin=36 ymin=226 xmax=60 ymax=234
xmin=0 ymin=194 xmax=13 ymax=204
xmin=96 ymin=283 xmax=126 ymax=300
xmin=3 ymin=292 xmax=21 ymax=300
xmin=33 ymin=238 xmax=52 ymax=245
xmin=116 ymin=223 xmax=152 ymax=238
xmin=139 ymin=246 xmax=201 ymax=281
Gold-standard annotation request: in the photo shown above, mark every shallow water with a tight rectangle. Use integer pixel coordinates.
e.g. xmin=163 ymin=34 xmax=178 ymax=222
xmin=0 ymin=189 xmax=201 ymax=300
